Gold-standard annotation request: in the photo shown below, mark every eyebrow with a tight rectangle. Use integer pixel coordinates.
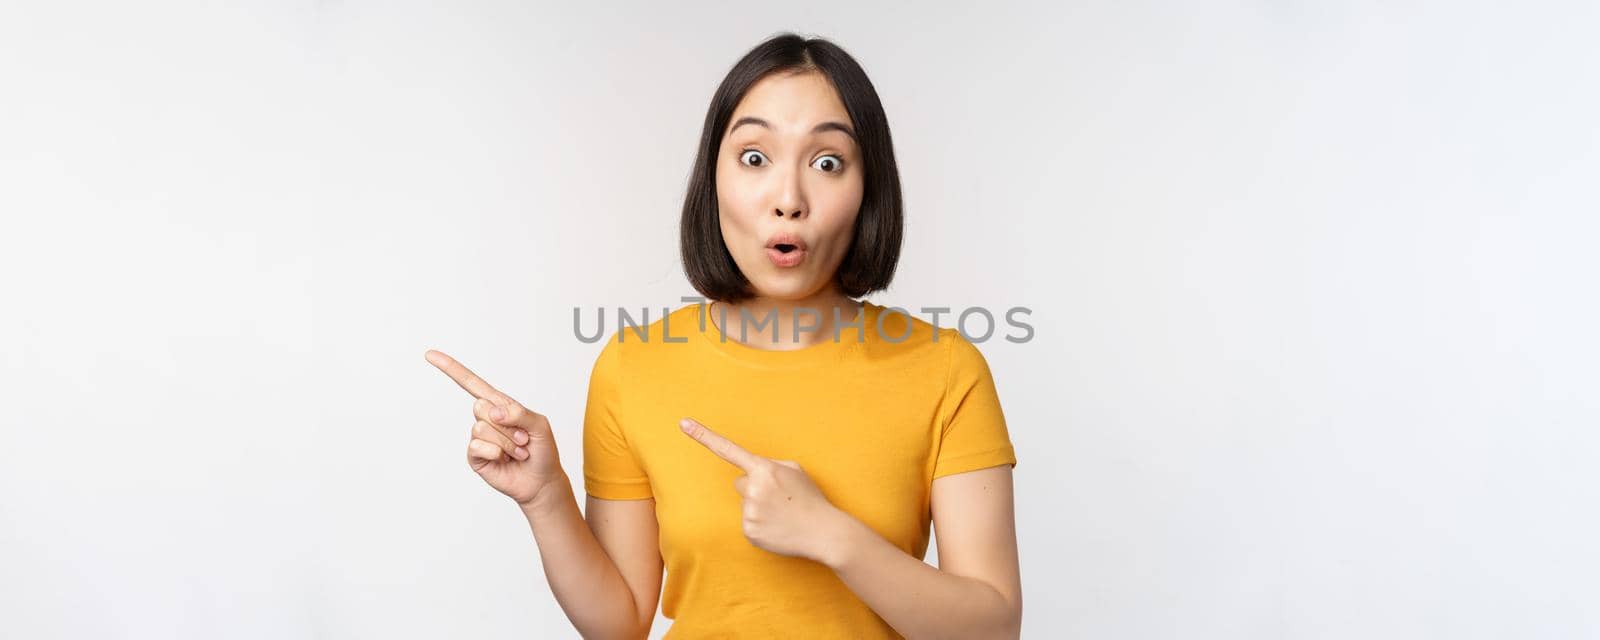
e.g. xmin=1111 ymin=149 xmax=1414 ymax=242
xmin=727 ymin=116 xmax=857 ymax=144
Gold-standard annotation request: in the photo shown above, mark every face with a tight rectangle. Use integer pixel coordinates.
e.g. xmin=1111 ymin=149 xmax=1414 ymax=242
xmin=716 ymin=70 xmax=864 ymax=301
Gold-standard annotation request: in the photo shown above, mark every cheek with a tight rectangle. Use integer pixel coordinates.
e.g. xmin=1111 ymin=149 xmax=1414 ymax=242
xmin=820 ymin=169 xmax=865 ymax=211
xmin=715 ymin=171 xmax=760 ymax=253
xmin=816 ymin=182 xmax=864 ymax=248
xmin=716 ymin=163 xmax=760 ymax=218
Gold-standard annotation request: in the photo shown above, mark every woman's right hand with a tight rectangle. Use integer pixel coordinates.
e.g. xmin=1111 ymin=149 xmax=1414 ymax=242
xmin=425 ymin=349 xmax=565 ymax=507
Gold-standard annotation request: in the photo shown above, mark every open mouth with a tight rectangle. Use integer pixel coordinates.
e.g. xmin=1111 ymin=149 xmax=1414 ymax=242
xmin=764 ymin=233 xmax=807 ymax=267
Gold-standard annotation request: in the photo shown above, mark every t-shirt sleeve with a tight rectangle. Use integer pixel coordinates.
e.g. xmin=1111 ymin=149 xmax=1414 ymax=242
xmin=932 ymin=330 xmax=1018 ymax=479
xmin=581 ymin=334 xmax=653 ymax=500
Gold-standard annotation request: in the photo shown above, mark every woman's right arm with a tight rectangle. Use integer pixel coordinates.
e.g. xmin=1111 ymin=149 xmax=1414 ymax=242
xmin=425 ymin=349 xmax=662 ymax=639
xmin=520 ymin=476 xmax=664 ymax=640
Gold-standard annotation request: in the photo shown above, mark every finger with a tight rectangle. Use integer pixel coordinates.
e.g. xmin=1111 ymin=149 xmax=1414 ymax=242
xmin=491 ymin=402 xmax=549 ymax=438
xmin=424 ymin=349 xmax=512 ymax=404
xmin=474 ymin=398 xmax=529 ymax=446
xmin=467 ymin=437 xmax=508 ymax=464
xmin=679 ymin=418 xmax=764 ymax=471
xmin=473 ymin=420 xmax=526 ymax=460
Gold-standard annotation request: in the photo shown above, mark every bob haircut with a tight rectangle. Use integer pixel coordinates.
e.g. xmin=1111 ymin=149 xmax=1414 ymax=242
xmin=680 ymin=33 xmax=904 ymax=303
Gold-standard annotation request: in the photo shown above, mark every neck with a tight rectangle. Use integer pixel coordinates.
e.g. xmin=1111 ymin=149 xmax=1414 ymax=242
xmin=710 ymin=289 xmax=862 ymax=351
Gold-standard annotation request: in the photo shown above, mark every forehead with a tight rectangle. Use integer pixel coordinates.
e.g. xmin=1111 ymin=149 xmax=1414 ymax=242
xmin=726 ymin=71 xmax=852 ymax=136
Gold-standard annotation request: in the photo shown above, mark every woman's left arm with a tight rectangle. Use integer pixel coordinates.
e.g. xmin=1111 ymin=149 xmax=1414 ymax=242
xmin=677 ymin=418 xmax=1021 ymax=639
xmin=821 ymin=464 xmax=1021 ymax=640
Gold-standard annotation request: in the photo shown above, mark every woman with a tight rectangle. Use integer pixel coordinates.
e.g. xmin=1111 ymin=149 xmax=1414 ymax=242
xmin=426 ymin=33 xmax=1021 ymax=639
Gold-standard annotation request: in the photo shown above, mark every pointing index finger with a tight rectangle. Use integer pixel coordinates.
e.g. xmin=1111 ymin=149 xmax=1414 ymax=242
xmin=424 ymin=349 xmax=512 ymax=404
xmin=679 ymin=418 xmax=764 ymax=471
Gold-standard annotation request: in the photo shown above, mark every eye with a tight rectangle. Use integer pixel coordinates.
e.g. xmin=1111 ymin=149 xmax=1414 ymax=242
xmin=738 ymin=149 xmax=769 ymax=167
xmin=811 ymin=154 xmax=845 ymax=173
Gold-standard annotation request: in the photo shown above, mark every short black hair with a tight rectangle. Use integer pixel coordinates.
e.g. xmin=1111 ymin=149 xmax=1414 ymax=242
xmin=680 ymin=33 xmax=904 ymax=303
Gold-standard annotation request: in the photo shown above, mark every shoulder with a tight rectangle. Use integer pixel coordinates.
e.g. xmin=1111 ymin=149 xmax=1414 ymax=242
xmin=939 ymin=326 xmax=993 ymax=375
xmin=862 ymin=302 xmax=943 ymax=349
xmin=865 ymin=303 xmax=992 ymax=363
xmin=589 ymin=303 xmax=705 ymax=368
xmin=932 ymin=324 xmax=1000 ymax=405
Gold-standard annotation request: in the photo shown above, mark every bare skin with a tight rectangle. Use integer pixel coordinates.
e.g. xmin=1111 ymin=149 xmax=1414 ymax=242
xmin=712 ymin=69 xmax=863 ymax=349
xmin=425 ymin=350 xmax=660 ymax=639
xmin=695 ymin=70 xmax=1021 ymax=636
xmin=428 ymin=68 xmax=1021 ymax=639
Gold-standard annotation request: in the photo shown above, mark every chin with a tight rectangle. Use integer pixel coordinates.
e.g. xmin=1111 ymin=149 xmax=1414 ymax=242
xmin=746 ymin=275 xmax=822 ymax=300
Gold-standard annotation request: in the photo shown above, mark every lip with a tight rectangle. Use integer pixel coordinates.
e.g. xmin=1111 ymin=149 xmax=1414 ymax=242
xmin=764 ymin=232 xmax=808 ymax=268
xmin=767 ymin=246 xmax=806 ymax=268
xmin=764 ymin=232 xmax=808 ymax=252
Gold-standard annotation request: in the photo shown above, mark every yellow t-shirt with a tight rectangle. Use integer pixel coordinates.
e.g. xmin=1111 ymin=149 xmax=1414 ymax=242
xmin=581 ymin=300 xmax=1017 ymax=638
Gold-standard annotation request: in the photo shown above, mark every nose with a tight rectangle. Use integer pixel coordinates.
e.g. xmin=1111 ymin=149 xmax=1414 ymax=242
xmin=773 ymin=162 xmax=807 ymax=220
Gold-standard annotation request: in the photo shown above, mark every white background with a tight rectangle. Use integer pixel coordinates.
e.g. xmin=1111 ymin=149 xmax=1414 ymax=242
xmin=3 ymin=1 xmax=1597 ymax=638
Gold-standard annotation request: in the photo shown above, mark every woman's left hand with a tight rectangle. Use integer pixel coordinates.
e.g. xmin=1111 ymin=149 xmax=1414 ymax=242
xmin=679 ymin=417 xmax=852 ymax=564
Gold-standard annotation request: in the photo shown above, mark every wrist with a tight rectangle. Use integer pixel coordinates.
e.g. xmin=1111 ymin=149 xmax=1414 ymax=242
xmin=816 ymin=506 xmax=867 ymax=570
xmin=518 ymin=472 xmax=573 ymax=518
